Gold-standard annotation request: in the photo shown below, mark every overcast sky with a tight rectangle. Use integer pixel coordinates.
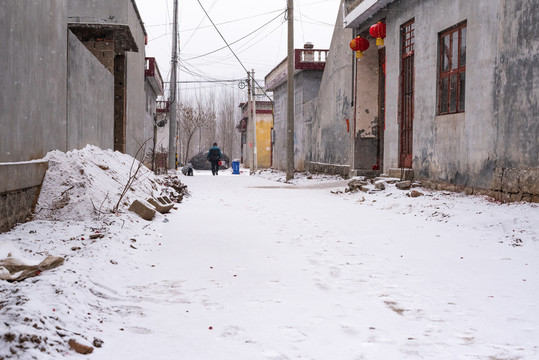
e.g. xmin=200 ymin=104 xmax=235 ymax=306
xmin=136 ymin=0 xmax=340 ymax=101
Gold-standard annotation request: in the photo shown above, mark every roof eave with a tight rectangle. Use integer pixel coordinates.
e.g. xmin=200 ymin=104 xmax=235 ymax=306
xmin=343 ymin=0 xmax=396 ymax=28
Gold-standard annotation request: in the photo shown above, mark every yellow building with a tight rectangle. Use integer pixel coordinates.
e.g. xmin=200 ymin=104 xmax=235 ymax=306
xmin=238 ymin=101 xmax=274 ymax=169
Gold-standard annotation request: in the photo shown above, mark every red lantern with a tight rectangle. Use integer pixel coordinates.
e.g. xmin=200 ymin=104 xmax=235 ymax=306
xmin=349 ymin=36 xmax=370 ymax=58
xmin=369 ymin=22 xmax=386 ymax=46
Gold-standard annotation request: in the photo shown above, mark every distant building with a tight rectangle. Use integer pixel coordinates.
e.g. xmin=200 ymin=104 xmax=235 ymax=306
xmin=265 ymin=43 xmax=328 ymax=171
xmin=238 ymin=101 xmax=274 ymax=169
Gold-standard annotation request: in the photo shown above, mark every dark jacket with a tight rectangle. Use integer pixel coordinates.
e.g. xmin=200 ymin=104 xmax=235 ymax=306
xmin=207 ymin=146 xmax=222 ymax=162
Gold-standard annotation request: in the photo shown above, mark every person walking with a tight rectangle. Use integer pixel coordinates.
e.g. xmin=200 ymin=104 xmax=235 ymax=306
xmin=207 ymin=142 xmax=222 ymax=176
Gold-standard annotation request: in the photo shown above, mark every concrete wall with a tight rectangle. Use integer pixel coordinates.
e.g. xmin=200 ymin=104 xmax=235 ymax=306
xmin=0 ymin=0 xmax=68 ymax=163
xmin=67 ymin=0 xmax=129 ymax=25
xmin=401 ymin=0 xmax=499 ymax=188
xmin=271 ymin=83 xmax=287 ymax=171
xmin=271 ymin=70 xmax=323 ymax=172
xmin=354 ymin=42 xmax=380 ymax=170
xmin=144 ymin=81 xmax=158 ymax=164
xmin=125 ymin=48 xmax=147 ymax=158
xmin=125 ymin=0 xmax=147 ymax=159
xmin=0 ymin=0 xmax=68 ymax=232
xmin=305 ymin=4 xmax=354 ymax=170
xmin=493 ymin=0 xmax=539 ymax=169
xmin=67 ymin=31 xmax=114 ymax=150
xmin=378 ymin=0 xmax=538 ymax=200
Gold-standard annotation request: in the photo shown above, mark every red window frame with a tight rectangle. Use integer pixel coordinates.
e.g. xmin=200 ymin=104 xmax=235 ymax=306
xmin=438 ymin=22 xmax=466 ymax=115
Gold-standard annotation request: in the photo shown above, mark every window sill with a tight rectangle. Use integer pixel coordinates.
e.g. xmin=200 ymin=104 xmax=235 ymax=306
xmin=435 ymin=112 xmax=465 ymax=123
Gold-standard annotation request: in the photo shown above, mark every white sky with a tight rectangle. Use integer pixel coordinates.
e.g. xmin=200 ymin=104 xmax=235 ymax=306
xmin=136 ymin=0 xmax=340 ymax=100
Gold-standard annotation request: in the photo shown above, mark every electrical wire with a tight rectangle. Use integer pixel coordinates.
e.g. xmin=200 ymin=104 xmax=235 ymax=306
xmin=194 ymin=0 xmax=274 ymax=102
xmin=184 ymin=9 xmax=286 ymax=61
xmin=182 ymin=0 xmax=218 ymax=49
xmin=190 ymin=20 xmax=284 ymax=68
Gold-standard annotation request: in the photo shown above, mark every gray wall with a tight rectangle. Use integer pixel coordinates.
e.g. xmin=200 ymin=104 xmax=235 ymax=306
xmin=375 ymin=0 xmax=538 ymax=197
xmin=493 ymin=0 xmax=539 ymax=169
xmin=354 ymin=41 xmax=381 ymax=170
xmin=271 ymin=82 xmax=287 ymax=171
xmin=305 ymin=4 xmax=354 ymax=168
xmin=0 ymin=0 xmax=68 ymax=163
xmin=67 ymin=0 xmax=129 ymax=25
xmin=125 ymin=0 xmax=147 ymax=158
xmin=67 ymin=31 xmax=114 ymax=150
xmin=0 ymin=0 xmax=67 ymax=232
xmin=271 ymin=70 xmax=324 ymax=171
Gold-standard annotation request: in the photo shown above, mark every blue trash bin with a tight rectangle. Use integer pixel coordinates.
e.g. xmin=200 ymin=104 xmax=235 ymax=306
xmin=232 ymin=160 xmax=240 ymax=175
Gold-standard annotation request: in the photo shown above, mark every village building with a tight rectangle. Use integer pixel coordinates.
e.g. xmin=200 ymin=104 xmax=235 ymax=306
xmin=268 ymin=0 xmax=538 ymax=199
xmin=238 ymin=101 xmax=274 ymax=169
xmin=0 ymin=0 xmax=164 ymax=232
xmin=265 ymin=43 xmax=328 ymax=172
xmin=342 ymin=0 xmax=539 ymax=201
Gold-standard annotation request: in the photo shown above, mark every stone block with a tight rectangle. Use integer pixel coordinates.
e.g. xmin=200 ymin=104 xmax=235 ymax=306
xmin=374 ymin=181 xmax=386 ymax=190
xmin=388 ymin=168 xmax=414 ymax=181
xmin=347 ymin=179 xmax=368 ymax=192
xmin=128 ymin=200 xmax=156 ymax=220
xmin=158 ymin=196 xmax=172 ymax=204
xmin=520 ymin=168 xmax=539 ymax=195
xmin=396 ymin=181 xmax=412 ymax=190
xmin=491 ymin=167 xmax=504 ymax=191
xmin=146 ymin=197 xmax=174 ymax=214
xmin=502 ymin=168 xmax=520 ymax=193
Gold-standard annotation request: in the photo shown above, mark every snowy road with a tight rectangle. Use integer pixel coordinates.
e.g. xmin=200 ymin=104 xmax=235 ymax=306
xmin=91 ymin=170 xmax=538 ymax=360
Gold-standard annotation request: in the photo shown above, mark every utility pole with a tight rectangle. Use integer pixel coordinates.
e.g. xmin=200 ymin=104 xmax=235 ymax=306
xmin=168 ymin=0 xmax=179 ymax=170
xmin=247 ymin=71 xmax=253 ymax=173
xmin=286 ymin=0 xmax=295 ymax=181
xmin=252 ymin=69 xmax=257 ymax=172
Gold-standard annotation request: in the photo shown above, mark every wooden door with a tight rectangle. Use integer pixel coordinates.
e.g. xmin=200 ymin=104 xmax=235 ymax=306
xmin=377 ymin=47 xmax=386 ymax=170
xmin=399 ymin=20 xmax=415 ymax=168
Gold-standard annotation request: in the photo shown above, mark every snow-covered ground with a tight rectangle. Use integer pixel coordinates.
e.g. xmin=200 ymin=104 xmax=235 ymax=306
xmin=1 ymin=147 xmax=538 ymax=359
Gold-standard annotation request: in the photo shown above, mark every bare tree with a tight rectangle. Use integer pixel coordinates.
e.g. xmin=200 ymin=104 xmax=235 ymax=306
xmin=217 ymin=88 xmax=241 ymax=161
xmin=178 ymin=93 xmax=216 ymax=164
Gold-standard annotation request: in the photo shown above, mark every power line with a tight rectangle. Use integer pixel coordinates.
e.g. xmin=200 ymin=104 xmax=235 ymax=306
xmin=194 ymin=0 xmax=274 ymax=102
xmin=184 ymin=9 xmax=286 ymax=61
xmin=146 ymin=9 xmax=284 ymax=31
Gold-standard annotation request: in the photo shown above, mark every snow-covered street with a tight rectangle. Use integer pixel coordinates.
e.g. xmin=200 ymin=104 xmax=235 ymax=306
xmin=1 ymin=148 xmax=538 ymax=359
xmin=113 ymin=171 xmax=539 ymax=360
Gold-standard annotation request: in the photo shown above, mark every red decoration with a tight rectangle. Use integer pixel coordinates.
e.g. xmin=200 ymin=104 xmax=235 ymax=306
xmin=349 ymin=36 xmax=370 ymax=58
xmin=369 ymin=22 xmax=386 ymax=46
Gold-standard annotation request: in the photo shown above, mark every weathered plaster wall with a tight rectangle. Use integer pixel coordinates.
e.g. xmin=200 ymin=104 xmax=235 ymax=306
xmin=143 ymin=81 xmax=159 ymax=165
xmin=384 ymin=0 xmax=499 ymax=186
xmin=270 ymin=70 xmax=322 ymax=172
xmin=493 ymin=0 xmax=539 ymax=168
xmin=306 ymin=4 xmax=354 ymax=170
xmin=271 ymin=83 xmax=287 ymax=171
xmin=0 ymin=0 xmax=68 ymax=163
xmin=67 ymin=0 xmax=129 ymax=25
xmin=379 ymin=0 xmax=538 ymax=200
xmin=0 ymin=0 xmax=67 ymax=232
xmin=354 ymin=41 xmax=380 ymax=170
xmin=125 ymin=2 xmax=147 ymax=159
xmin=67 ymin=31 xmax=114 ymax=151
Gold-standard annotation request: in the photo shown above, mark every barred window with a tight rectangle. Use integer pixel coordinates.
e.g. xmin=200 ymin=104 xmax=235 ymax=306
xmin=438 ymin=22 xmax=466 ymax=114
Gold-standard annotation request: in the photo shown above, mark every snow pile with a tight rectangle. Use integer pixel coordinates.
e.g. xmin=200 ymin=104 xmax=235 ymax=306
xmin=0 ymin=146 xmax=186 ymax=359
xmin=35 ymin=145 xmax=161 ymax=221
